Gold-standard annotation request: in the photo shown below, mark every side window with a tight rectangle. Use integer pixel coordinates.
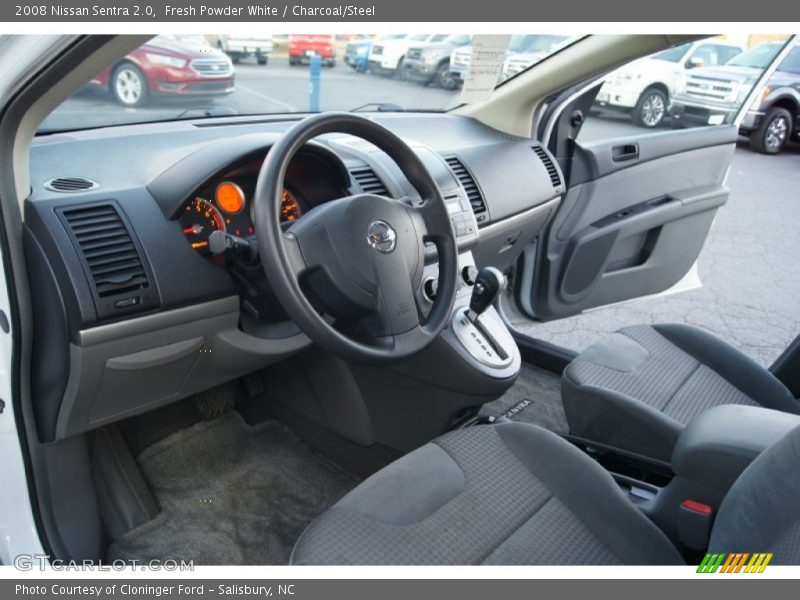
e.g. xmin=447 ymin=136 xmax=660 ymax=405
xmin=687 ymin=44 xmax=722 ymax=67
xmin=777 ymin=46 xmax=800 ymax=74
xmin=580 ymin=35 xmax=790 ymax=139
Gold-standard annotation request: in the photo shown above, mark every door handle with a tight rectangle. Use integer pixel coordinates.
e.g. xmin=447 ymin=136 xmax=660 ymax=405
xmin=612 ymin=143 xmax=639 ymax=162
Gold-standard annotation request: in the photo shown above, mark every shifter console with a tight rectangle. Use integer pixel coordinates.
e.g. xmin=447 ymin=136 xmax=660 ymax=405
xmin=452 ymin=266 xmax=516 ymax=369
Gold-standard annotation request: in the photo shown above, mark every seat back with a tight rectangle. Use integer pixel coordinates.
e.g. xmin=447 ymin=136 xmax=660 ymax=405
xmin=709 ymin=425 xmax=800 ymax=564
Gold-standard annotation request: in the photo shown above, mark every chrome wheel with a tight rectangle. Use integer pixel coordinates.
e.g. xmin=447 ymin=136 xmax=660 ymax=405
xmin=765 ymin=115 xmax=789 ymax=152
xmin=640 ymin=92 xmax=666 ymax=128
xmin=113 ymin=67 xmax=144 ymax=106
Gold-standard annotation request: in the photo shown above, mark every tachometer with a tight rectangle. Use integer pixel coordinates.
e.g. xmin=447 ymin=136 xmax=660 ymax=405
xmin=180 ymin=197 xmax=226 ymax=254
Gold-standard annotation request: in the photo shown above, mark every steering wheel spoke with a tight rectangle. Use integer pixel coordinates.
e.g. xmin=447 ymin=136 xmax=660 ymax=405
xmin=282 ymin=231 xmax=310 ymax=278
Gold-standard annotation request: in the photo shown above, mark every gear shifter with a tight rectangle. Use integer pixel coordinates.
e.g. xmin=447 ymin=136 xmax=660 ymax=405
xmin=467 ymin=266 xmax=505 ymax=323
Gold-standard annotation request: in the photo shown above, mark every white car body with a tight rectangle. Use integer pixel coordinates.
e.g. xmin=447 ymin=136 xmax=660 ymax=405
xmin=368 ymin=33 xmax=446 ymax=72
xmin=596 ymin=40 xmax=744 ymax=112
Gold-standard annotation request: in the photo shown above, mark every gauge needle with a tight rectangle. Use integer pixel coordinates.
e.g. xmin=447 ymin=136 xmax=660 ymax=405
xmin=184 ymin=224 xmax=204 ymax=235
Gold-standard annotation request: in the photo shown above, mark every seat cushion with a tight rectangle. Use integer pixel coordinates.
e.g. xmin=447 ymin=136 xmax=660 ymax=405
xmin=562 ymin=324 xmax=799 ymax=461
xmin=291 ymin=423 xmax=682 ymax=565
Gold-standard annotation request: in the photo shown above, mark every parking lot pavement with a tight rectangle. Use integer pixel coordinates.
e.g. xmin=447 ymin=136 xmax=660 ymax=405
xmin=513 ymin=141 xmax=800 ymax=368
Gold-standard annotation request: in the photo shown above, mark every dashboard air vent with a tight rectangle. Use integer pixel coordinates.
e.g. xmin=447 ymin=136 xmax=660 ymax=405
xmin=61 ymin=204 xmax=150 ymax=299
xmin=532 ymin=146 xmax=562 ymax=189
xmin=44 ymin=177 xmax=99 ymax=193
xmin=444 ymin=156 xmax=487 ymax=222
xmin=350 ymin=166 xmax=389 ymax=196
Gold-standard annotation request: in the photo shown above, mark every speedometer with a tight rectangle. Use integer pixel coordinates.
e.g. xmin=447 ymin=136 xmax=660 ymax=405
xmin=180 ymin=197 xmax=226 ymax=254
xmin=249 ymin=188 xmax=304 ymax=225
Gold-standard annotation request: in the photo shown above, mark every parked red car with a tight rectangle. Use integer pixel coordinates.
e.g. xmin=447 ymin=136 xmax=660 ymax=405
xmin=288 ymin=35 xmax=336 ymax=67
xmin=90 ymin=35 xmax=235 ymax=107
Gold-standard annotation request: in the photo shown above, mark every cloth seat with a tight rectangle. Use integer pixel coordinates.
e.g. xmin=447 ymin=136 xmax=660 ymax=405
xmin=291 ymin=422 xmax=683 ymax=565
xmin=562 ymin=324 xmax=799 ymax=461
xmin=292 ymin=421 xmax=800 ymax=565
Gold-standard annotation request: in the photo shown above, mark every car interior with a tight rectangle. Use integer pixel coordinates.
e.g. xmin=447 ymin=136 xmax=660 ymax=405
xmin=2 ymin=33 xmax=800 ymax=566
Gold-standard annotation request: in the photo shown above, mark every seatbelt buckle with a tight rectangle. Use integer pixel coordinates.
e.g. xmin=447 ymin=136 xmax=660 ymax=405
xmin=678 ymin=499 xmax=715 ymax=551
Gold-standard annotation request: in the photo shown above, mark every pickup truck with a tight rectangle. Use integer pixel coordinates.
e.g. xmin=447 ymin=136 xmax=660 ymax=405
xmin=595 ymin=39 xmax=744 ymax=128
xmin=215 ymin=34 xmax=273 ymax=65
xmin=401 ymin=34 xmax=472 ymax=89
xmin=288 ymin=34 xmax=336 ymax=67
xmin=670 ymin=41 xmax=800 ymax=154
xmin=368 ymin=34 xmax=448 ymax=77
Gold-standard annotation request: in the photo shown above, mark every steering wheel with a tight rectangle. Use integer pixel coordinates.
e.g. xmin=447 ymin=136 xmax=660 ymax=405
xmin=253 ymin=113 xmax=458 ymax=365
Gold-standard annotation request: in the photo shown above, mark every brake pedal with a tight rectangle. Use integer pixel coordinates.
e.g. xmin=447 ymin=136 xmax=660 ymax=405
xmin=193 ymin=383 xmax=237 ymax=420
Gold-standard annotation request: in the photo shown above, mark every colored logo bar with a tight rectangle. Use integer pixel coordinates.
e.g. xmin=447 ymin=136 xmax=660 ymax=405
xmin=697 ymin=553 xmax=773 ymax=573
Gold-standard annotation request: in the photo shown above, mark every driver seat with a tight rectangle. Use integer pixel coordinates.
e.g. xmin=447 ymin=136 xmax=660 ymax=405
xmin=291 ymin=421 xmax=800 ymax=565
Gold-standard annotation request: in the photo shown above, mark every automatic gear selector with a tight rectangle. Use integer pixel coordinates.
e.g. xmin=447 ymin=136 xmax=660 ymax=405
xmin=452 ymin=266 xmax=516 ymax=369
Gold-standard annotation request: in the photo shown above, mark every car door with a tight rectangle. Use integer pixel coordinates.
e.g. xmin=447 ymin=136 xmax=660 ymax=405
xmin=516 ymin=36 xmax=796 ymax=322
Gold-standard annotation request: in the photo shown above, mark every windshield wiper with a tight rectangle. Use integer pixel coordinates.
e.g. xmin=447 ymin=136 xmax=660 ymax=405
xmin=350 ymin=102 xmax=405 ymax=112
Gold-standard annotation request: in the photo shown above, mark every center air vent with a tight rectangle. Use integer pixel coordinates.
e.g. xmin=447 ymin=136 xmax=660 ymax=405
xmin=59 ymin=202 xmax=158 ymax=320
xmin=444 ymin=156 xmax=487 ymax=224
xmin=532 ymin=146 xmax=563 ymax=189
xmin=350 ymin=166 xmax=389 ymax=196
xmin=44 ymin=177 xmax=98 ymax=193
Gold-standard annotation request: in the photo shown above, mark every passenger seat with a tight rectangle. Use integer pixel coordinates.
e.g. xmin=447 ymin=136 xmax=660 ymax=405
xmin=561 ymin=324 xmax=800 ymax=461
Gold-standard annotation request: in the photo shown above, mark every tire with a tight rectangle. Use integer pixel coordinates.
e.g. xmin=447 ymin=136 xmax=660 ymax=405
xmin=633 ymin=88 xmax=668 ymax=128
xmin=289 ymin=56 xmax=299 ymax=66
xmin=111 ymin=63 xmax=148 ymax=107
xmin=435 ymin=63 xmax=458 ymax=91
xmin=749 ymin=107 xmax=792 ymax=155
xmin=257 ymin=53 xmax=268 ymax=66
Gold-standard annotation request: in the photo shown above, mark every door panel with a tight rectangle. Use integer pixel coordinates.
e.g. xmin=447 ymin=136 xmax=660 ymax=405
xmin=519 ymin=125 xmax=737 ymax=321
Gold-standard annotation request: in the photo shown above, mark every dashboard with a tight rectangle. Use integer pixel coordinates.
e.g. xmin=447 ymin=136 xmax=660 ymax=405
xmin=24 ymin=113 xmax=565 ymax=442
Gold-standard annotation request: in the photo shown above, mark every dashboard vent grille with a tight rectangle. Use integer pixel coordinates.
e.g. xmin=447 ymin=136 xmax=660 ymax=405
xmin=444 ymin=156 xmax=487 ymax=221
xmin=532 ymin=146 xmax=562 ymax=189
xmin=62 ymin=204 xmax=150 ymax=298
xmin=350 ymin=166 xmax=390 ymax=196
xmin=44 ymin=177 xmax=99 ymax=193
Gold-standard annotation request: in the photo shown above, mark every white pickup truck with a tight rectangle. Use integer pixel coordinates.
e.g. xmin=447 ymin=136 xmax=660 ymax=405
xmin=595 ymin=39 xmax=744 ymax=128
xmin=215 ymin=34 xmax=273 ymax=65
xmin=368 ymin=34 xmax=448 ymax=76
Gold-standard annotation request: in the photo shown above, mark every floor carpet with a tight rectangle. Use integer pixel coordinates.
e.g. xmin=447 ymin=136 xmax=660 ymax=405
xmin=480 ymin=364 xmax=570 ymax=434
xmin=107 ymin=411 xmax=359 ymax=565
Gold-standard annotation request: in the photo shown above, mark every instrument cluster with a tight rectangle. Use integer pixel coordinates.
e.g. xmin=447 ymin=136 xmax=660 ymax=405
xmin=179 ymin=177 xmax=305 ymax=256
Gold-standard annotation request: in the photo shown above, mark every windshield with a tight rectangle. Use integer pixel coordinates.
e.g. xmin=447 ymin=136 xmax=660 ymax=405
xmin=40 ymin=32 xmax=578 ymax=133
xmin=726 ymin=43 xmax=783 ymax=68
xmin=651 ymin=43 xmax=691 ymax=62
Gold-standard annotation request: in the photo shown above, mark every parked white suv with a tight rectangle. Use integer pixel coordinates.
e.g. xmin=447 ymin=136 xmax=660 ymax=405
xmin=595 ymin=39 xmax=744 ymax=127
xmin=368 ymin=33 xmax=447 ymax=76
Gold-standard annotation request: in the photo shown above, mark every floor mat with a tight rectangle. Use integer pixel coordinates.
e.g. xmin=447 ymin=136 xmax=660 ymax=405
xmin=480 ymin=364 xmax=570 ymax=434
xmin=107 ymin=411 xmax=359 ymax=565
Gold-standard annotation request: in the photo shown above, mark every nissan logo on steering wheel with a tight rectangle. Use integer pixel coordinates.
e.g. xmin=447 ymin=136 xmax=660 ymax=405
xmin=366 ymin=220 xmax=397 ymax=253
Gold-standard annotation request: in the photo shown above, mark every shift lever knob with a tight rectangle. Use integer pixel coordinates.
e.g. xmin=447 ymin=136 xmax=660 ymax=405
xmin=468 ymin=266 xmax=505 ymax=322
